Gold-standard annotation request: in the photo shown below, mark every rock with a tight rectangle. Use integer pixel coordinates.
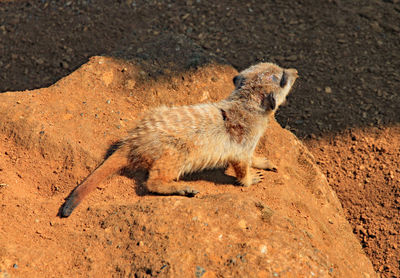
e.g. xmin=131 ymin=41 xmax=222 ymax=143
xmin=195 ymin=266 xmax=206 ymax=277
xmin=60 ymin=61 xmax=69 ymax=69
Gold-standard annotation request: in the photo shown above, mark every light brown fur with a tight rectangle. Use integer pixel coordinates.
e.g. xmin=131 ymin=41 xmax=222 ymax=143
xmin=59 ymin=62 xmax=298 ymax=217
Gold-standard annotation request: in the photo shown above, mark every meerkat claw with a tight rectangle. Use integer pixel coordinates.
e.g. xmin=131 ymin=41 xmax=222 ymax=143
xmin=177 ymin=186 xmax=199 ymax=197
xmin=252 ymin=171 xmax=264 ymax=184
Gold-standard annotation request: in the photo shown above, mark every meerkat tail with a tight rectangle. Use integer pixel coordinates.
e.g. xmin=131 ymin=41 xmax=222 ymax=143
xmin=59 ymin=148 xmax=129 ymax=218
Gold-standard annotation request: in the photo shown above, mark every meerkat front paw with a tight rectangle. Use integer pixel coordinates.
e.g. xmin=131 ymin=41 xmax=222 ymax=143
xmin=252 ymin=156 xmax=278 ymax=172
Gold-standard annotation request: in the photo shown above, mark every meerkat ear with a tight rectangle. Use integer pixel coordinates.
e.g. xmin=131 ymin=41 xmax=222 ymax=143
xmin=233 ymin=75 xmax=245 ymax=89
xmin=261 ymin=93 xmax=276 ymax=111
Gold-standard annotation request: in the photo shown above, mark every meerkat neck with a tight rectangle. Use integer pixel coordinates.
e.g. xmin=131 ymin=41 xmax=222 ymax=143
xmin=217 ymin=99 xmax=269 ymax=130
xmin=221 ymin=95 xmax=261 ymax=111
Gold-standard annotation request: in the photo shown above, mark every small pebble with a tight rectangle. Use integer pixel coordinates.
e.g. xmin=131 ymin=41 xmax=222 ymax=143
xmin=260 ymin=245 xmax=267 ymax=254
xmin=61 ymin=61 xmax=69 ymax=69
xmin=195 ymin=266 xmax=206 ymax=278
xmin=325 ymin=87 xmax=332 ymax=94
xmin=0 ymin=183 xmax=8 ymax=189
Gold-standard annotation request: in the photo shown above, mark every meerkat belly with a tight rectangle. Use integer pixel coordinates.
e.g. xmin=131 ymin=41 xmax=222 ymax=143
xmin=177 ymin=119 xmax=259 ymax=175
xmin=180 ymin=132 xmax=232 ymax=172
xmin=155 ymin=103 xmax=231 ymax=175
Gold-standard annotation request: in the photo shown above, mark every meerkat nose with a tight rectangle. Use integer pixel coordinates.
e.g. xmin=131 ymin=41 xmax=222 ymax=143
xmin=287 ymin=68 xmax=298 ymax=78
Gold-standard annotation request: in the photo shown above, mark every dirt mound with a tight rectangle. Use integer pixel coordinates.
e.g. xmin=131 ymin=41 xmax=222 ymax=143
xmin=0 ymin=38 xmax=375 ymax=276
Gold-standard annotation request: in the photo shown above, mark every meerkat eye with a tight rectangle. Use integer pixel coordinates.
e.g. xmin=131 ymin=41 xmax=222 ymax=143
xmin=280 ymin=71 xmax=288 ymax=88
xmin=233 ymin=75 xmax=245 ymax=88
xmin=233 ymin=75 xmax=239 ymax=85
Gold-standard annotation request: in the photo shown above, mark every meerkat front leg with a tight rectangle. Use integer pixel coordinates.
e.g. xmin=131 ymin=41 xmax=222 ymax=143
xmin=231 ymin=161 xmax=264 ymax=187
xmin=252 ymin=156 xmax=278 ymax=172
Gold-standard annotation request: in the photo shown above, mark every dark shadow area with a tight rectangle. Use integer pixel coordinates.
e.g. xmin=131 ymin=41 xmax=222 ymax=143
xmin=111 ymin=32 xmax=228 ymax=78
xmin=180 ymin=168 xmax=237 ymax=185
xmin=104 ymin=140 xmax=124 ymax=160
xmin=0 ymin=0 xmax=399 ymax=138
xmin=121 ymin=167 xmax=241 ymax=198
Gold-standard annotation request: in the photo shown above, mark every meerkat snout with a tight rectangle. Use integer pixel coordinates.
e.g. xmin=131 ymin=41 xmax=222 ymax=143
xmin=273 ymin=68 xmax=298 ymax=108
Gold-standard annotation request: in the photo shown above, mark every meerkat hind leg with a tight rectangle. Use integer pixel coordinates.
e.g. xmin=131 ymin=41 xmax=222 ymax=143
xmin=252 ymin=156 xmax=278 ymax=172
xmin=146 ymin=156 xmax=199 ymax=197
xmin=231 ymin=161 xmax=264 ymax=187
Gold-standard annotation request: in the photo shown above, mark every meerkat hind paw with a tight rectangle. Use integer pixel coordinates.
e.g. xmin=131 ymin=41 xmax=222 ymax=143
xmin=252 ymin=171 xmax=264 ymax=184
xmin=176 ymin=186 xmax=199 ymax=197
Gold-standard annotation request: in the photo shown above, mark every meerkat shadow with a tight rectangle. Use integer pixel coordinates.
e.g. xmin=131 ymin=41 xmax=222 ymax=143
xmin=120 ymin=167 xmax=149 ymax=196
xmin=105 ymin=140 xmax=149 ymax=196
xmin=120 ymin=167 xmax=239 ymax=197
xmin=180 ymin=168 xmax=238 ymax=186
xmin=104 ymin=140 xmax=124 ymax=159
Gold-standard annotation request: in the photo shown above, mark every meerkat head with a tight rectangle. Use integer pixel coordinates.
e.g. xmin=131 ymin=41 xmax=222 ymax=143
xmin=231 ymin=62 xmax=298 ymax=113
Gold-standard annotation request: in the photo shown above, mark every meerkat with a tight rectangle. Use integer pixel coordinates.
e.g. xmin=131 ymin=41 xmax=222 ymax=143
xmin=59 ymin=62 xmax=298 ymax=217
